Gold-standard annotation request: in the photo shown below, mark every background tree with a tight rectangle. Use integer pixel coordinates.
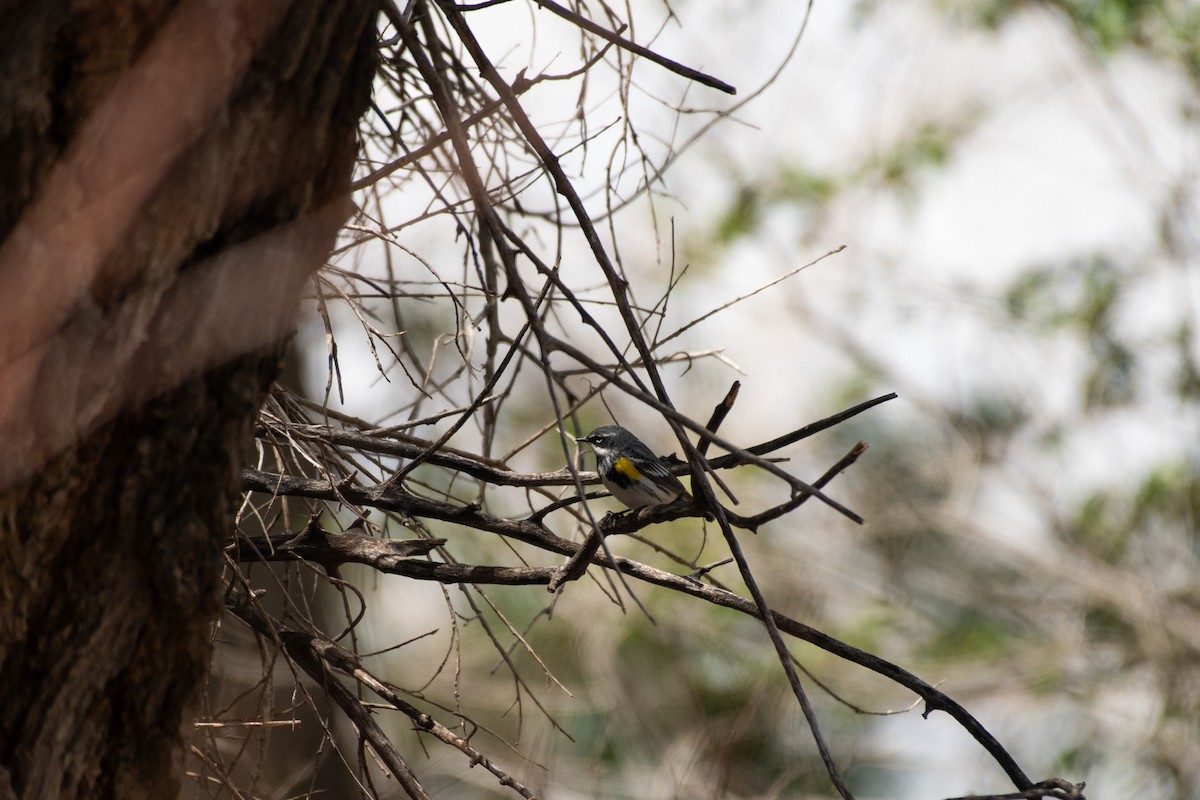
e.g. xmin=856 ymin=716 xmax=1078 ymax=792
xmin=0 ymin=3 xmax=377 ymax=799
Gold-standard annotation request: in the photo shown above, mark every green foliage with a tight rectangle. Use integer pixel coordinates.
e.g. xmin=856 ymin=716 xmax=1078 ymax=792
xmin=779 ymin=164 xmax=838 ymax=205
xmin=1004 ymin=256 xmax=1118 ymax=332
xmin=954 ymin=394 xmax=1031 ymax=446
xmin=1132 ymin=462 xmax=1200 ymax=544
xmin=714 ymin=185 xmax=763 ymax=245
xmin=927 ymin=607 xmax=1022 ymax=661
xmin=1005 ymin=256 xmax=1139 ymax=408
xmin=862 ymin=121 xmax=962 ymax=193
xmin=1083 ymin=603 xmax=1138 ymax=645
xmin=946 ymin=0 xmax=1200 ymax=85
xmin=712 ymin=165 xmax=837 ymax=248
xmin=1172 ymin=321 xmax=1200 ymax=399
xmin=834 ymin=605 xmax=902 ymax=656
xmin=709 ymin=117 xmax=973 ymax=249
xmin=1071 ymin=492 xmax=1132 ymax=562
xmin=1077 ymin=0 xmax=1162 ymax=52
xmin=1065 ymin=462 xmax=1200 ymax=568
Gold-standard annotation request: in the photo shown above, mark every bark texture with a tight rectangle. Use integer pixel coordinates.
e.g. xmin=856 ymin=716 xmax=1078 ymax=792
xmin=0 ymin=2 xmax=377 ymax=798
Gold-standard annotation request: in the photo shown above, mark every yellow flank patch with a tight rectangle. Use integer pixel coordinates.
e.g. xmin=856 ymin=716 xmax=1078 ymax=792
xmin=613 ymin=456 xmax=644 ymax=482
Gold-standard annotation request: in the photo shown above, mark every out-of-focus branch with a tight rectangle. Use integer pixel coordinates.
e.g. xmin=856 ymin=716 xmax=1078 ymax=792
xmin=943 ymin=778 xmax=1087 ymax=800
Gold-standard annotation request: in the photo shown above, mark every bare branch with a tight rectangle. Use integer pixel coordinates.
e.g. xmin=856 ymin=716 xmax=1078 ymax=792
xmin=227 ymin=588 xmax=537 ymax=799
xmin=521 ymin=0 xmax=737 ymax=95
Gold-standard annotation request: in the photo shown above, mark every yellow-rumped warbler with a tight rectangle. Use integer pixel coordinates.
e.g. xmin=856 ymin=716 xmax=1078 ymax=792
xmin=578 ymin=425 xmax=690 ymax=509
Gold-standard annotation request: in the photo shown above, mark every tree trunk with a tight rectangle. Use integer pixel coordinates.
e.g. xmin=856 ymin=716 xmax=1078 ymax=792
xmin=0 ymin=3 xmax=377 ymax=798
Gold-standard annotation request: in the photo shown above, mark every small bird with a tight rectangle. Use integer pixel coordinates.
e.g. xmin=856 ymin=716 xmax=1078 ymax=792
xmin=577 ymin=425 xmax=690 ymax=509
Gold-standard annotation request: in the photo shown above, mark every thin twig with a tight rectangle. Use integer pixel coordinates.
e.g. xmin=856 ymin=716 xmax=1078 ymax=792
xmin=523 ymin=0 xmax=736 ymax=95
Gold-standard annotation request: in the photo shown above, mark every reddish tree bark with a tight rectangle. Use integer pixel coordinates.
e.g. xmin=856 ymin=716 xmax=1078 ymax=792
xmin=0 ymin=3 xmax=377 ymax=798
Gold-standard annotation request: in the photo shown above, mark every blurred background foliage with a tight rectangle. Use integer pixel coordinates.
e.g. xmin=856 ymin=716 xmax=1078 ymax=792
xmin=655 ymin=3 xmax=1197 ymax=798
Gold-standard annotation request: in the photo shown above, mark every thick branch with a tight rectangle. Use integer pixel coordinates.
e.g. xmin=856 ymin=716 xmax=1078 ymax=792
xmin=235 ymin=530 xmax=547 ymax=585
